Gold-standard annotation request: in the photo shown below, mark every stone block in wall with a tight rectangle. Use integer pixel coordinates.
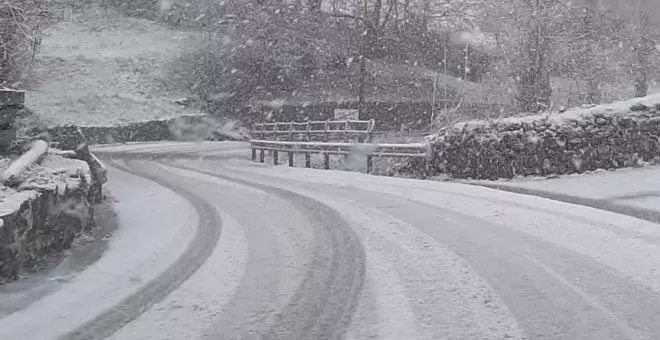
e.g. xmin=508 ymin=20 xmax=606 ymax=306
xmin=0 ymin=89 xmax=24 ymax=154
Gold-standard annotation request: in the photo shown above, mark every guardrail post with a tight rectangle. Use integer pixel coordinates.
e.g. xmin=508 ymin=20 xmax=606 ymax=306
xmin=305 ymin=153 xmax=311 ymax=168
xmin=259 ymin=149 xmax=265 ymax=163
xmin=366 ymin=155 xmax=373 ymax=174
xmin=288 ymin=152 xmax=294 ymax=167
xmin=273 ymin=150 xmax=279 ymax=165
xmin=251 ymin=148 xmax=256 ymax=161
xmin=323 ymin=153 xmax=330 ymax=169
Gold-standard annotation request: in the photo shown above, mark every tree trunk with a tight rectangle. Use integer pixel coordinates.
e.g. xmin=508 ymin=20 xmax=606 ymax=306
xmin=583 ymin=0 xmax=601 ymax=104
xmin=358 ymin=55 xmax=366 ymax=118
xmin=309 ymin=0 xmax=322 ymax=12
xmin=633 ymin=25 xmax=652 ymax=98
xmin=357 ymin=0 xmax=384 ymax=118
xmin=516 ymin=19 xmax=552 ymax=113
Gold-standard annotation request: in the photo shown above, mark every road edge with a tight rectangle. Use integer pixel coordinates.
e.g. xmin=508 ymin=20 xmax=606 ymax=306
xmin=469 ymin=182 xmax=660 ymax=224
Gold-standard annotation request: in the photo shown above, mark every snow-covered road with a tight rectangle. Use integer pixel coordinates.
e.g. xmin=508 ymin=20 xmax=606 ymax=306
xmin=4 ymin=141 xmax=660 ymax=340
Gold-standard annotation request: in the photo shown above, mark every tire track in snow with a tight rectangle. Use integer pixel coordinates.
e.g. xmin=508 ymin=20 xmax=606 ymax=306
xmin=164 ymin=162 xmax=366 ymax=340
xmin=58 ymin=159 xmax=223 ymax=340
xmin=187 ymin=162 xmax=524 ymax=340
xmin=212 ymin=163 xmax=660 ymax=339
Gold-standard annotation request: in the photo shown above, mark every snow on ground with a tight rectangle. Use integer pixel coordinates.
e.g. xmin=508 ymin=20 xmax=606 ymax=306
xmin=318 ymin=196 xmax=523 ymax=340
xmin=0 ymin=165 xmax=197 ymax=340
xmin=107 ymin=208 xmax=246 ymax=340
xmin=92 ymin=141 xmax=248 ymax=154
xmin=165 ymin=159 xmax=524 ymax=339
xmin=478 ymin=164 xmax=660 ymax=203
xmin=24 ymin=5 xmax=203 ymax=127
xmin=213 ymin=159 xmax=660 ymax=294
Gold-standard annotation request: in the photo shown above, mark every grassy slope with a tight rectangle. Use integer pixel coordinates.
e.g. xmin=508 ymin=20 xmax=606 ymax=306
xmin=23 ymin=5 xmax=203 ymax=127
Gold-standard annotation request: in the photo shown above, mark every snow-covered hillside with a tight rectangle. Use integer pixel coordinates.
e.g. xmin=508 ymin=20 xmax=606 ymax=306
xmin=23 ymin=5 xmax=203 ymax=127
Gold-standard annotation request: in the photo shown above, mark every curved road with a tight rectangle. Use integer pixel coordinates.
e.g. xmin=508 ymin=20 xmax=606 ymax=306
xmin=4 ymin=141 xmax=660 ymax=340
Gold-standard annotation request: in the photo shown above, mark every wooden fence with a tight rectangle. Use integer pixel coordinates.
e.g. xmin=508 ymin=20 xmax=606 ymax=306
xmin=252 ymin=119 xmax=376 ymax=142
xmin=250 ymin=120 xmax=430 ymax=173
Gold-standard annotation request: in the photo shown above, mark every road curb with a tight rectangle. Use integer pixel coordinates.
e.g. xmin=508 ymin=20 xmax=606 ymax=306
xmin=469 ymin=182 xmax=660 ymax=224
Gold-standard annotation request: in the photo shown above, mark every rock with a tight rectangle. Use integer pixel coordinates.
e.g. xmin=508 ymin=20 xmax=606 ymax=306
xmin=631 ymin=103 xmax=649 ymax=112
xmin=174 ymin=98 xmax=191 ymax=106
xmin=595 ymin=117 xmax=609 ymax=125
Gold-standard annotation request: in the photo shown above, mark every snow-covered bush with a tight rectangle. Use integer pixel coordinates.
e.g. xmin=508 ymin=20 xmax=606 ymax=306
xmin=422 ymin=94 xmax=660 ymax=180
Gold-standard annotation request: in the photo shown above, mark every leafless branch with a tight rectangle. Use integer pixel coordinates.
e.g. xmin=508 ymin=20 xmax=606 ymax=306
xmin=0 ymin=0 xmax=49 ymax=85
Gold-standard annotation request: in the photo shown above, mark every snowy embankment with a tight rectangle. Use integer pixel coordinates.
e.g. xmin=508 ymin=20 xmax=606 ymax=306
xmin=0 ymin=153 xmax=92 ymax=284
xmin=423 ymin=94 xmax=660 ymax=179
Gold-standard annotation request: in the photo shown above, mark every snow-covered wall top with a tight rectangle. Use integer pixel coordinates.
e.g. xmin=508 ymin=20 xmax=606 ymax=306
xmin=425 ymin=94 xmax=660 ymax=180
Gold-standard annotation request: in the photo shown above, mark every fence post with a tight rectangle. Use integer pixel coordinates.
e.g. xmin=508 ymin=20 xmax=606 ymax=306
xmin=273 ymin=150 xmax=278 ymax=165
xmin=251 ymin=148 xmax=256 ymax=161
xmin=366 ymin=119 xmax=375 ymax=143
xmin=260 ymin=149 xmax=265 ymax=163
xmin=323 ymin=153 xmax=330 ymax=169
xmin=323 ymin=121 xmax=329 ymax=142
xmin=288 ymin=152 xmax=294 ymax=167
xmin=366 ymin=155 xmax=373 ymax=173
xmin=305 ymin=153 xmax=311 ymax=168
xmin=306 ymin=121 xmax=311 ymax=141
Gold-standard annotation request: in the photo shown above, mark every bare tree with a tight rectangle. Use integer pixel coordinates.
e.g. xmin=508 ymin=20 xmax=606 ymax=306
xmin=597 ymin=0 xmax=659 ymax=97
xmin=631 ymin=10 xmax=653 ymax=97
xmin=582 ymin=0 xmax=601 ymax=104
xmin=0 ymin=1 xmax=49 ymax=85
xmin=516 ymin=0 xmax=553 ymax=113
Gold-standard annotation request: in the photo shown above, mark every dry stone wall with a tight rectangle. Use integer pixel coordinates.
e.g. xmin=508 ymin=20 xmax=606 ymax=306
xmin=425 ymin=96 xmax=660 ymax=180
xmin=0 ymin=156 xmax=92 ymax=283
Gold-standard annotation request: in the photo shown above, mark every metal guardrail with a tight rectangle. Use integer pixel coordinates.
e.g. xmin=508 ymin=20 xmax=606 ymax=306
xmin=250 ymin=120 xmax=430 ymax=173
